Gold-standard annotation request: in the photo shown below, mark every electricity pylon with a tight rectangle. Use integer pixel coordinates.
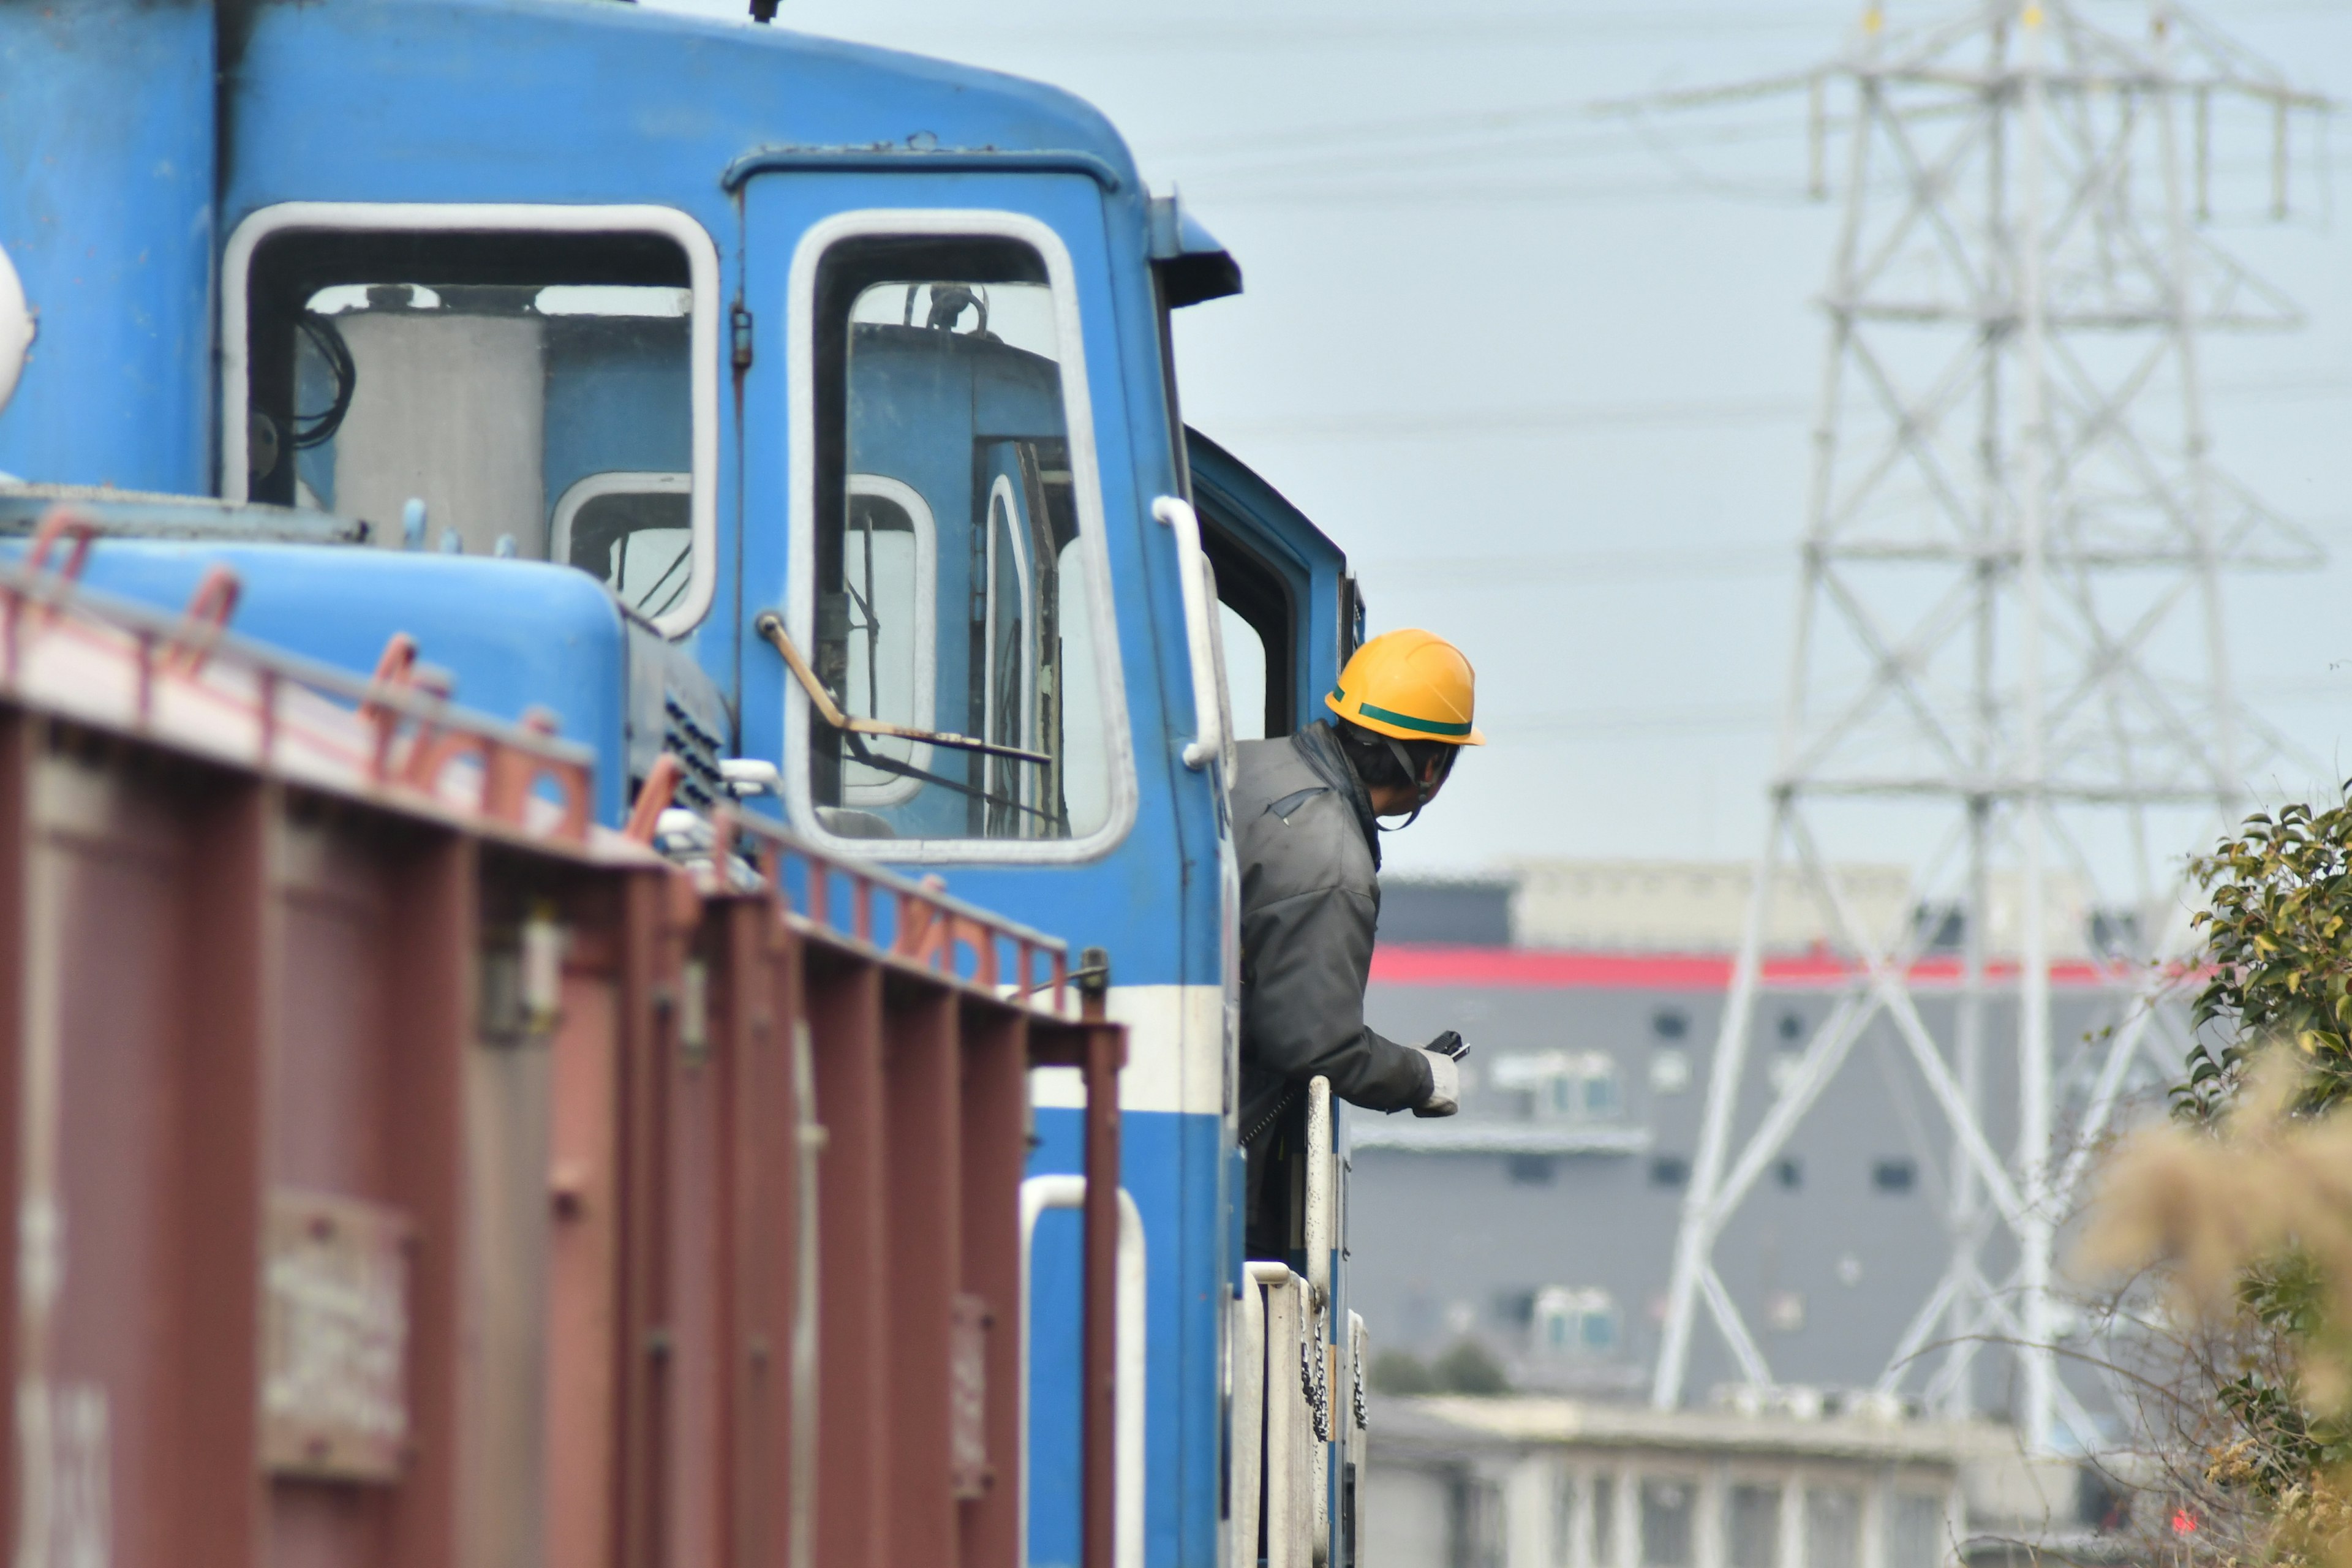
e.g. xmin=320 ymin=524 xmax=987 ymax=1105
xmin=1649 ymin=0 xmax=2324 ymax=1452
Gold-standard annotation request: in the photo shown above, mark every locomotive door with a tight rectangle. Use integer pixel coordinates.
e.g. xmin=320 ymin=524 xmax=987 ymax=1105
xmin=735 ymin=169 xmax=1231 ymax=1568
xmin=1183 ymin=429 xmax=1366 ymax=1568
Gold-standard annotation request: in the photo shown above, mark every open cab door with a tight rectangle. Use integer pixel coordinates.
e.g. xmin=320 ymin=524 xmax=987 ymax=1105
xmin=1185 ymin=428 xmax=1361 ymax=743
xmin=1187 ymin=431 xmax=1368 ymax=1568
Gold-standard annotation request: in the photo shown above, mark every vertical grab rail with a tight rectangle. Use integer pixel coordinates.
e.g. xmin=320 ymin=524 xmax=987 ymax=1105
xmin=1239 ymin=1078 xmax=1341 ymax=1568
xmin=1304 ymin=1077 xmax=1335 ymax=1566
xmin=1020 ymin=1177 xmax=1148 ymax=1568
xmin=1230 ymin=1275 xmax=1267 ymax=1568
xmin=1151 ymin=496 xmax=1224 ymax=771
xmin=1246 ymin=1262 xmax=1314 ymax=1568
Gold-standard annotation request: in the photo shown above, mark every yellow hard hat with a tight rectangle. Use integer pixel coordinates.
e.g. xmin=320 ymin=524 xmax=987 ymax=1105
xmin=1326 ymin=628 xmax=1484 ymax=745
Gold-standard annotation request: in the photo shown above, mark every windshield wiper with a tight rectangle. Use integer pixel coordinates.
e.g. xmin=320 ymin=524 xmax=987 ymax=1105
xmin=753 ymin=609 xmax=1053 ymax=767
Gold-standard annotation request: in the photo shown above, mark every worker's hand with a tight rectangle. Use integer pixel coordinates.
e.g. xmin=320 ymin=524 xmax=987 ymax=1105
xmin=1413 ymin=1034 xmax=1467 ymax=1117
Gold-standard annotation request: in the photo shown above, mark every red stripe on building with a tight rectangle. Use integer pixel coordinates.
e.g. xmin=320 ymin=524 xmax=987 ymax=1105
xmin=1368 ymin=943 xmax=2147 ymax=991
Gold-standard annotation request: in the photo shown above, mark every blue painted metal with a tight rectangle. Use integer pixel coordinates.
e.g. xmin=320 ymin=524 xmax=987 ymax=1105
xmin=0 ymin=0 xmax=216 ymax=493
xmin=2 ymin=538 xmax=635 ymax=823
xmin=0 ymin=4 xmax=1371 ymax=1562
xmin=1147 ymin=197 xmax=1243 ymax=308
xmin=1186 ymin=427 xmax=1352 ymax=720
xmin=722 ymin=146 xmax=1128 ymax=193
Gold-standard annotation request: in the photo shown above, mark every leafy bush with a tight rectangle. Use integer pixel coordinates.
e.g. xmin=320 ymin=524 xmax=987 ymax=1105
xmin=1430 ymin=1339 xmax=1510 ymax=1396
xmin=2084 ymin=793 xmax=2352 ymax=1564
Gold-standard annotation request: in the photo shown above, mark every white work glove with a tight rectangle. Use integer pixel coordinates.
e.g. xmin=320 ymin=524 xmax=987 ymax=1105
xmin=1412 ymin=1031 xmax=1468 ymax=1118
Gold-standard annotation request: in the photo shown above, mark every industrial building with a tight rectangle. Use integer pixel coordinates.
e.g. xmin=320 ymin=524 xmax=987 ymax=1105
xmin=1350 ymin=864 xmax=2154 ymax=1412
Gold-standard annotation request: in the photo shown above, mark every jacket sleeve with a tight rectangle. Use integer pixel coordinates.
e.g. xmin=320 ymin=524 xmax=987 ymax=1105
xmin=1241 ymin=884 xmax=1434 ymax=1114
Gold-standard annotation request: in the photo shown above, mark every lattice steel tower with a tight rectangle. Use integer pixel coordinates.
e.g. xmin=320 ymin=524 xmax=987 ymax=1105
xmin=1650 ymin=0 xmax=2321 ymax=1450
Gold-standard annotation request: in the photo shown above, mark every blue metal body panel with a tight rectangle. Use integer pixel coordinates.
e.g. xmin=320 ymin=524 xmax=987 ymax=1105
xmin=0 ymin=1 xmax=217 ymax=494
xmin=1029 ymin=1107 xmax=1227 ymax=1568
xmin=3 ymin=540 xmax=632 ymax=824
xmin=736 ymin=170 xmax=1220 ymax=993
xmin=1187 ymin=428 xmax=1351 ymax=725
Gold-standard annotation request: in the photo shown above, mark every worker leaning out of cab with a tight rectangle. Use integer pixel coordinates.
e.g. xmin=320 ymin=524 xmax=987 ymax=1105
xmin=1232 ymin=628 xmax=1483 ymax=1254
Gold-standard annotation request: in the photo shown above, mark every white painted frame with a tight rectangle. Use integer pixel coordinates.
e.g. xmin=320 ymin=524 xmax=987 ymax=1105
xmin=840 ymin=472 xmax=938 ymax=809
xmin=981 ymin=471 xmax=1038 ymax=809
xmin=219 ymin=202 xmax=723 ymax=638
xmin=784 ymin=208 xmax=1137 ymax=864
xmin=549 ymin=469 xmax=692 ymax=587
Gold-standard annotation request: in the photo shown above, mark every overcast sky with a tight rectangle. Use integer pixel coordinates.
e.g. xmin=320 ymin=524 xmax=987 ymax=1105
xmin=647 ymin=0 xmax=2352 ymax=888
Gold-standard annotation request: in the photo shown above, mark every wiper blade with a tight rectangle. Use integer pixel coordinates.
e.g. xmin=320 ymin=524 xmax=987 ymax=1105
xmin=753 ymin=610 xmax=1053 ymax=767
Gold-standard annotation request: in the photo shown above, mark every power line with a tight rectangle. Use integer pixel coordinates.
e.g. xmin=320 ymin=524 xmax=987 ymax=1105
xmin=837 ymin=1 xmax=2352 ymax=58
xmin=1211 ymin=395 xmax=1806 ymax=442
xmin=1359 ymin=545 xmax=1790 ymax=587
xmin=1164 ymin=111 xmax=1827 ymax=183
xmin=1203 ymin=372 xmax=2352 ymax=445
xmin=1489 ymin=670 xmax=2352 ymax=744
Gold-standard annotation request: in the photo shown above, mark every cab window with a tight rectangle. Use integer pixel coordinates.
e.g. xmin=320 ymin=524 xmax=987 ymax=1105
xmin=1199 ymin=524 xmax=1294 ymax=738
xmin=237 ymin=227 xmax=708 ymax=630
xmin=806 ymin=235 xmax=1115 ymax=844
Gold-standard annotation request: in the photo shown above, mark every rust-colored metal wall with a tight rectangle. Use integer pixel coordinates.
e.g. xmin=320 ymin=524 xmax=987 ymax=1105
xmin=0 ymin=553 xmax=1125 ymax=1568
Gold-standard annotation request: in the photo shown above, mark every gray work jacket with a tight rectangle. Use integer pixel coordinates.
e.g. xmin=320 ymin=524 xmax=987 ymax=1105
xmin=1233 ymin=722 xmax=1433 ymax=1146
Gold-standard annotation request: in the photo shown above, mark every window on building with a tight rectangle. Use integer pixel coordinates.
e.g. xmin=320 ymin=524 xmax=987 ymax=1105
xmin=1640 ymin=1477 xmax=1697 ymax=1568
xmin=1585 ymin=1065 xmax=1623 ymax=1119
xmin=238 ymin=227 xmax=708 ymax=631
xmin=1553 ymin=1473 xmax=1581 ymax=1568
xmin=1806 ymin=1488 xmax=1862 ymax=1568
xmin=1872 ymin=1158 xmax=1918 ymax=1194
xmin=1532 ymin=1287 xmax=1619 ymax=1357
xmin=1491 ymin=1050 xmax=1623 ymax=1123
xmin=804 ymin=236 xmax=1118 ymax=844
xmin=1650 ymin=1047 xmax=1692 ymax=1096
xmin=1728 ymin=1483 xmax=1782 ymax=1568
xmin=1449 ymin=1474 xmax=1507 ymax=1568
xmin=1653 ymin=1008 xmax=1689 ymax=1039
xmin=1650 ymin=1155 xmax=1690 ymax=1189
xmin=1890 ymin=1493 xmax=1945 ymax=1568
xmin=1775 ymin=1157 xmax=1803 ymax=1190
xmin=1507 ymin=1155 xmax=1557 ymax=1186
xmin=1777 ymin=1012 xmax=1804 ymax=1041
xmin=1766 ymin=1049 xmax=1804 ymax=1096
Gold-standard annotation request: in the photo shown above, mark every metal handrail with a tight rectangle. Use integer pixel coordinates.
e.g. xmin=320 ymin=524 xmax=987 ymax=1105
xmin=1245 ymin=1261 xmax=1316 ymax=1568
xmin=710 ymin=804 xmax=1071 ymax=1011
xmin=1305 ymin=1077 xmax=1333 ymax=1309
xmin=1150 ymin=496 xmax=1224 ymax=772
xmin=1021 ymin=1177 xmax=1147 ymax=1568
xmin=0 ymin=508 xmax=598 ymax=843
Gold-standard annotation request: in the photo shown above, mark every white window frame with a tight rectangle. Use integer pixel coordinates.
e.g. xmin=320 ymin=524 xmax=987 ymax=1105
xmin=549 ymin=469 xmax=692 ymax=595
xmin=219 ymin=202 xmax=722 ymax=638
xmin=784 ymin=208 xmax=1137 ymax=864
xmin=840 ymin=472 xmax=938 ymax=809
xmin=982 ymin=472 xmax=1038 ymax=763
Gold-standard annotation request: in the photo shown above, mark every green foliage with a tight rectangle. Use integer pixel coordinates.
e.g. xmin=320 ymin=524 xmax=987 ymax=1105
xmin=2168 ymin=794 xmax=2352 ymax=1551
xmin=1430 ymin=1339 xmax=1510 ymax=1396
xmin=2183 ymin=796 xmax=2352 ymax=1121
xmin=1368 ymin=1341 xmax=1512 ymax=1396
xmin=1368 ymin=1351 xmax=1436 ymax=1395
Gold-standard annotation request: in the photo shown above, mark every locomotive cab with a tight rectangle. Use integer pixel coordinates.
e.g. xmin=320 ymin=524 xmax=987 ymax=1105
xmin=0 ymin=1 xmax=1372 ymax=1561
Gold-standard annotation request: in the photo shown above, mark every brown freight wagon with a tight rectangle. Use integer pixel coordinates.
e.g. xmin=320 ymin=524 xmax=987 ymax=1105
xmin=0 ymin=519 xmax=1125 ymax=1568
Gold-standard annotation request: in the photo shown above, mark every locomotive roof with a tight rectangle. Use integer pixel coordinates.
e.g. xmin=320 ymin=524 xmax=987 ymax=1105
xmin=225 ymin=0 xmax=1144 ymax=212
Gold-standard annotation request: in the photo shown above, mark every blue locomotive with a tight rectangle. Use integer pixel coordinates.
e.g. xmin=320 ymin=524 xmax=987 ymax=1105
xmin=0 ymin=2 xmax=1369 ymax=1563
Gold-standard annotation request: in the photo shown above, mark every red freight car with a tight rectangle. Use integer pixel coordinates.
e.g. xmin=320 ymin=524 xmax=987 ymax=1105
xmin=0 ymin=511 xmax=1123 ymax=1568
